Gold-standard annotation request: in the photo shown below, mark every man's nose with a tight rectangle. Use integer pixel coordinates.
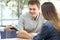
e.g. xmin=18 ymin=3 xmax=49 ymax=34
xmin=30 ymin=10 xmax=34 ymax=13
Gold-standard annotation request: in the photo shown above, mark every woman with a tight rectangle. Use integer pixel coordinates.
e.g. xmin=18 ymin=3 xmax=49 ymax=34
xmin=33 ymin=2 xmax=60 ymax=40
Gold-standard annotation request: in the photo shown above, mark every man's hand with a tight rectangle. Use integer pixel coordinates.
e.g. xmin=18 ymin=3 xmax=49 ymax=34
xmin=4 ymin=26 xmax=13 ymax=31
xmin=17 ymin=30 xmax=31 ymax=39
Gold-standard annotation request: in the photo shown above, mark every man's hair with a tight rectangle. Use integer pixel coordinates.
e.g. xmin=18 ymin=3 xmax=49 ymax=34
xmin=28 ymin=0 xmax=40 ymax=7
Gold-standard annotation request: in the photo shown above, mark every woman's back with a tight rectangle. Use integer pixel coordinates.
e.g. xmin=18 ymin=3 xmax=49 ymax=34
xmin=33 ymin=20 xmax=59 ymax=40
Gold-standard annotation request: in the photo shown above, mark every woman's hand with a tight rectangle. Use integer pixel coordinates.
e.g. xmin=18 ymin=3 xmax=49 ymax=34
xmin=17 ymin=30 xmax=31 ymax=39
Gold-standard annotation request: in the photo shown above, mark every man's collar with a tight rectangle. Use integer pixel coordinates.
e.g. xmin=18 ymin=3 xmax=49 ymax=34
xmin=29 ymin=12 xmax=40 ymax=20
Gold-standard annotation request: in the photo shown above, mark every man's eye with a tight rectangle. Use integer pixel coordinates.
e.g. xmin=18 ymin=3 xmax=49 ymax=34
xmin=29 ymin=8 xmax=32 ymax=10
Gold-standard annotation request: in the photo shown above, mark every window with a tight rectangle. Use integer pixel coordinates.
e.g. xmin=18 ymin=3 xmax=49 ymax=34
xmin=0 ymin=0 xmax=19 ymax=26
xmin=0 ymin=0 xmax=60 ymax=26
xmin=40 ymin=1 xmax=60 ymax=14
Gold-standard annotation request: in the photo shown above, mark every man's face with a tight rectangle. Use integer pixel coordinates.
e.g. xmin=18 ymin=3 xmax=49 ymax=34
xmin=28 ymin=4 xmax=40 ymax=18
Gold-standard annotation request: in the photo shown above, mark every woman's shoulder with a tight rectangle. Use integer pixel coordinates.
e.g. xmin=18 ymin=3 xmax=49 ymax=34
xmin=42 ymin=20 xmax=54 ymax=28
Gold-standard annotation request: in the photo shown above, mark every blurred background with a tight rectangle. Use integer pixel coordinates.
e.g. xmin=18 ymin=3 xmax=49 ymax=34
xmin=0 ymin=0 xmax=60 ymax=26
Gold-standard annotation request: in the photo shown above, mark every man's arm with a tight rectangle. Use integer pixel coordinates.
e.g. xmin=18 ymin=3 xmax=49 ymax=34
xmin=17 ymin=15 xmax=32 ymax=39
xmin=17 ymin=15 xmax=24 ymax=30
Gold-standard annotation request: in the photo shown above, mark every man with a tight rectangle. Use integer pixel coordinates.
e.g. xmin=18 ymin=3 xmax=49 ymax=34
xmin=17 ymin=0 xmax=44 ymax=39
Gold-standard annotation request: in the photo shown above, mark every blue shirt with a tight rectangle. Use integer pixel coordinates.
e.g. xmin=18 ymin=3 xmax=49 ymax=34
xmin=33 ymin=20 xmax=59 ymax=40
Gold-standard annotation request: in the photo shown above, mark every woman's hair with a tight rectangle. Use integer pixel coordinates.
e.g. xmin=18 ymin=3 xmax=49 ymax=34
xmin=41 ymin=2 xmax=60 ymax=33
